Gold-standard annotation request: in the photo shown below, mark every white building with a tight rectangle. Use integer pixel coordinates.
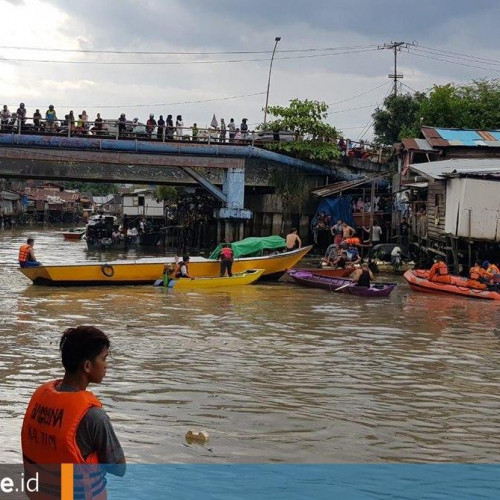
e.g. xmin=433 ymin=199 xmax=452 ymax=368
xmin=122 ymin=189 xmax=165 ymax=218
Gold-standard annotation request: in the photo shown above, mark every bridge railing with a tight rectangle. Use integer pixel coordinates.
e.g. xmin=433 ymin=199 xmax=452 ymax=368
xmin=0 ymin=117 xmax=297 ymax=148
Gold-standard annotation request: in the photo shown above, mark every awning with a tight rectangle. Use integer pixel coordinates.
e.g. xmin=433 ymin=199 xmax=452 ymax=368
xmin=401 ymin=181 xmax=429 ymax=189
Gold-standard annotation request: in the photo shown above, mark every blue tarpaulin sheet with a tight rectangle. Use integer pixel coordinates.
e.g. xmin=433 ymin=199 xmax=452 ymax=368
xmin=316 ymin=195 xmax=355 ymax=227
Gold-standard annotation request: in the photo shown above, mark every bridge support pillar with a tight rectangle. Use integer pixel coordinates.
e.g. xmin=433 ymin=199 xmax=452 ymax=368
xmin=214 ymin=166 xmax=252 ymax=242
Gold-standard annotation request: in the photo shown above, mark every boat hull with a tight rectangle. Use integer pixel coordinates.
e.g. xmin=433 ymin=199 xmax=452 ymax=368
xmin=403 ymin=270 xmax=500 ymax=300
xmin=62 ymin=230 xmax=86 ymax=241
xmin=156 ymin=269 xmax=264 ymax=289
xmin=298 ymin=268 xmax=354 ymax=278
xmin=19 ymin=246 xmax=312 ymax=286
xmin=287 ymin=270 xmax=396 ymax=297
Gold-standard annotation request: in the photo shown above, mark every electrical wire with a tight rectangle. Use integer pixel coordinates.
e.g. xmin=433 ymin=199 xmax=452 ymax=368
xmin=327 ymin=81 xmax=391 ymax=106
xmin=0 ymin=44 xmax=378 ymax=56
xmin=0 ymin=48 xmax=379 ymax=65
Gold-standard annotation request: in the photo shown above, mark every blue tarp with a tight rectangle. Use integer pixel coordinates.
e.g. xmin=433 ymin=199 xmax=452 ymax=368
xmin=316 ymin=195 xmax=355 ymax=227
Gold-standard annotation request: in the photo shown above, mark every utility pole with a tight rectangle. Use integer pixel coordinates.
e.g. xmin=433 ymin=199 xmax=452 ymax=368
xmin=264 ymin=36 xmax=281 ymax=126
xmin=379 ymin=41 xmax=413 ymax=97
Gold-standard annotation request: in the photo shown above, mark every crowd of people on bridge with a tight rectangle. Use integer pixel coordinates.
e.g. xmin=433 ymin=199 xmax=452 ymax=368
xmin=0 ymin=102 xmax=253 ymax=143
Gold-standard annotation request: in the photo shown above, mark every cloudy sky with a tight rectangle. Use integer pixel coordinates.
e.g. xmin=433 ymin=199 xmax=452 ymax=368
xmin=1 ymin=0 xmax=500 ymax=140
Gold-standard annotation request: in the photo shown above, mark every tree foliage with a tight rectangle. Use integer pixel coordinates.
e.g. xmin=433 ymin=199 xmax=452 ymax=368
xmin=64 ymin=181 xmax=119 ymax=195
xmin=154 ymin=185 xmax=180 ymax=205
xmin=372 ymin=92 xmax=425 ymax=145
xmin=372 ymin=79 xmax=500 ymax=145
xmin=261 ymin=99 xmax=341 ymax=162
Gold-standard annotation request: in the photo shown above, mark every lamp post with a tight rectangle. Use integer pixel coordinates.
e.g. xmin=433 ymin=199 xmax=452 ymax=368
xmin=263 ymin=36 xmax=281 ymax=127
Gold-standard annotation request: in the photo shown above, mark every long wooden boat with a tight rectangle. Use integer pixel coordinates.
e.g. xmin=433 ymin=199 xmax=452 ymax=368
xmin=293 ymin=267 xmax=354 ymax=278
xmin=19 ymin=246 xmax=312 ymax=286
xmin=154 ymin=269 xmax=264 ymax=289
xmin=287 ymin=269 xmax=396 ymax=297
xmin=404 ymin=269 xmax=500 ymax=300
xmin=62 ymin=228 xmax=86 ymax=241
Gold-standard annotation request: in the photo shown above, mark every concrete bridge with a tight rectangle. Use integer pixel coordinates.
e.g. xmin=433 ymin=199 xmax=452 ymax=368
xmin=0 ymin=134 xmax=331 ymax=227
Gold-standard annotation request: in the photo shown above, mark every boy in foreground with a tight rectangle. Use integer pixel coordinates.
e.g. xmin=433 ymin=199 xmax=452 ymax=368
xmin=21 ymin=325 xmax=125 ymax=499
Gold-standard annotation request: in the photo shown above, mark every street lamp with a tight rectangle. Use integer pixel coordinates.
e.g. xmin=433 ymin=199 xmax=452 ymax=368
xmin=263 ymin=36 xmax=281 ymax=126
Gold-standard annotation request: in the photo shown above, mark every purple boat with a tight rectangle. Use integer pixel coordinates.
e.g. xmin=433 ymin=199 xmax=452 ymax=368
xmin=287 ymin=269 xmax=396 ymax=297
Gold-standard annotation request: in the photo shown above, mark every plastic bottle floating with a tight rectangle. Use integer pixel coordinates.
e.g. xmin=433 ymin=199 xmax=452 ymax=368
xmin=185 ymin=430 xmax=210 ymax=444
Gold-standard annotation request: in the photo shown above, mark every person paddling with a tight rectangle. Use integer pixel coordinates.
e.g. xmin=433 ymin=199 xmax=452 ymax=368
xmin=352 ymin=262 xmax=374 ymax=286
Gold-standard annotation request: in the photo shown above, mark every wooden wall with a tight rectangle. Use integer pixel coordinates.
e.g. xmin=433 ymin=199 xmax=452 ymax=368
xmin=426 ymin=181 xmax=447 ymax=241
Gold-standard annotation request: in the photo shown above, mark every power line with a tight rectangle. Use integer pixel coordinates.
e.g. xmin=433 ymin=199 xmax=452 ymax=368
xmin=417 ymin=44 xmax=500 ymax=67
xmin=27 ymin=91 xmax=267 ymax=110
xmin=331 ymin=103 xmax=378 ymax=114
xmin=327 ymin=81 xmax=391 ymax=106
xmin=0 ymin=44 xmax=378 ymax=56
xmin=0 ymin=48 xmax=379 ymax=65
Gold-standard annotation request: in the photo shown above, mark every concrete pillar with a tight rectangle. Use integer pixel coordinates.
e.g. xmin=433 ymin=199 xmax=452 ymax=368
xmin=217 ymin=220 xmax=223 ymax=244
xmin=225 ymin=220 xmax=232 ymax=242
xmin=299 ymin=215 xmax=310 ymax=244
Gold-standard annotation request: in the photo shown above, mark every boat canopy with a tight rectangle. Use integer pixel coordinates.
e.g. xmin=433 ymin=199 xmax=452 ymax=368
xmin=209 ymin=236 xmax=286 ymax=259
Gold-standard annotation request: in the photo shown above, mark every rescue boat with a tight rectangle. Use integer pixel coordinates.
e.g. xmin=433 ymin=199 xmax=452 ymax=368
xmin=403 ymin=269 xmax=500 ymax=300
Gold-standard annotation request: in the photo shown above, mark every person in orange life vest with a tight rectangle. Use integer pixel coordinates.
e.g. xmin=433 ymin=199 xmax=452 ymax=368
xmin=428 ymin=256 xmax=451 ymax=284
xmin=483 ymin=260 xmax=500 ymax=282
xmin=467 ymin=260 xmax=492 ymax=290
xmin=19 ymin=238 xmax=41 ymax=267
xmin=175 ymin=255 xmax=194 ymax=279
xmin=219 ymin=243 xmax=234 ymax=277
xmin=21 ymin=326 xmax=125 ymax=500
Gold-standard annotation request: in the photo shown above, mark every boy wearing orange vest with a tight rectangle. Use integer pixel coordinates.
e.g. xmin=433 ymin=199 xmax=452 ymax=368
xmin=21 ymin=326 xmax=125 ymax=499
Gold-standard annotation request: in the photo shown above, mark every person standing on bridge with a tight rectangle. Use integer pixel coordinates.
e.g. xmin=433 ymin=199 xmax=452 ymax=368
xmin=228 ymin=118 xmax=236 ymax=142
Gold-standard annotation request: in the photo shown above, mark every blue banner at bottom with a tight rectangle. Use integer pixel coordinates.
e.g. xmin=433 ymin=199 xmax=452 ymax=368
xmin=98 ymin=464 xmax=500 ymax=499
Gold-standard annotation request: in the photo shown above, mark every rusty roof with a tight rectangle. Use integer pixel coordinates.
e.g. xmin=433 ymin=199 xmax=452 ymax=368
xmin=401 ymin=137 xmax=439 ymax=152
xmin=311 ymin=172 xmax=391 ymax=197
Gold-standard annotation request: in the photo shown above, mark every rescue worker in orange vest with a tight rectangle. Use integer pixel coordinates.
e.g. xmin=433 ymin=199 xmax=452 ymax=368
xmin=483 ymin=260 xmax=500 ymax=282
xmin=428 ymin=256 xmax=451 ymax=284
xmin=219 ymin=243 xmax=234 ymax=277
xmin=21 ymin=326 xmax=126 ymax=500
xmin=19 ymin=238 xmax=41 ymax=267
xmin=467 ymin=260 xmax=492 ymax=290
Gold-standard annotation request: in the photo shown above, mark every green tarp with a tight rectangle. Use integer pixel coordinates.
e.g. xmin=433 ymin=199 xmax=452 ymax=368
xmin=208 ymin=236 xmax=287 ymax=259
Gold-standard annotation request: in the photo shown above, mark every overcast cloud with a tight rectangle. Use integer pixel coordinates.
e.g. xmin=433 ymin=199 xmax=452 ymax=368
xmin=1 ymin=0 xmax=500 ymax=140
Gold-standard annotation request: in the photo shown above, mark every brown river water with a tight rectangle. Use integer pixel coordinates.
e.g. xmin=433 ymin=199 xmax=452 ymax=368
xmin=1 ymin=229 xmax=500 ymax=464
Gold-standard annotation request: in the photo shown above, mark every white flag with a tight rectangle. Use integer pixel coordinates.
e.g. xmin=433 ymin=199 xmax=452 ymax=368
xmin=210 ymin=114 xmax=219 ymax=128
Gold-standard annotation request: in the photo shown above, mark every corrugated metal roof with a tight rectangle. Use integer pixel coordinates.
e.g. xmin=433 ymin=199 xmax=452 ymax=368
xmin=420 ymin=126 xmax=500 ymax=148
xmin=409 ymin=158 xmax=500 ymax=180
xmin=311 ymin=172 xmax=390 ymax=197
xmin=401 ymin=138 xmax=438 ymax=152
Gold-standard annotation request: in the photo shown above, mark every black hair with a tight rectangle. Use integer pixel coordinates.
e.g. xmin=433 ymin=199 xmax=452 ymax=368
xmin=182 ymin=255 xmax=190 ymax=262
xmin=60 ymin=326 xmax=110 ymax=373
xmin=27 ymin=238 xmax=34 ymax=245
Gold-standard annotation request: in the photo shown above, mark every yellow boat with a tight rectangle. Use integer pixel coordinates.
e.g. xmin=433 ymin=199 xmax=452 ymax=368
xmin=19 ymin=246 xmax=312 ymax=286
xmin=155 ymin=269 xmax=264 ymax=289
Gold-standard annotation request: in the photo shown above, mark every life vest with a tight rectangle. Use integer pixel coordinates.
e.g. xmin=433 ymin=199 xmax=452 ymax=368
xmin=487 ymin=264 xmax=500 ymax=275
xmin=220 ymin=248 xmax=233 ymax=260
xmin=46 ymin=110 xmax=56 ymax=122
xmin=469 ymin=266 xmax=487 ymax=282
xmin=428 ymin=261 xmax=451 ymax=283
xmin=344 ymin=237 xmax=360 ymax=245
xmin=175 ymin=261 xmax=188 ymax=278
xmin=21 ymin=380 xmax=106 ymax=500
xmin=19 ymin=243 xmax=31 ymax=262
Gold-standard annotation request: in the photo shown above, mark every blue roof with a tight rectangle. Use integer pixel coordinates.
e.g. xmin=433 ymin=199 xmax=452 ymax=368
xmin=434 ymin=128 xmax=483 ymax=146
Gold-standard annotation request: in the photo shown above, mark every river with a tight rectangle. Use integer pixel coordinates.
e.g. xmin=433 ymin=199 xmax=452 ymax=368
xmin=1 ymin=229 xmax=500 ymax=464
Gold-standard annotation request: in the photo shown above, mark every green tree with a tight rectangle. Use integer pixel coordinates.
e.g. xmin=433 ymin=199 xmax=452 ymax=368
xmin=419 ymin=80 xmax=500 ymax=129
xmin=154 ymin=185 xmax=180 ymax=205
xmin=372 ymin=92 xmax=425 ymax=145
xmin=64 ymin=181 xmax=119 ymax=195
xmin=261 ymin=99 xmax=340 ymax=162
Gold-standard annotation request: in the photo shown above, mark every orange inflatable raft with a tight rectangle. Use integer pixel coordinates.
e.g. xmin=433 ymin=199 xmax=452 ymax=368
xmin=403 ymin=269 xmax=500 ymax=300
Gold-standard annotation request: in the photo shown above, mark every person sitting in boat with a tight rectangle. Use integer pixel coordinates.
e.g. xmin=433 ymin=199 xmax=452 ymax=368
xmin=285 ymin=228 xmax=302 ymax=252
xmin=18 ymin=238 xmax=41 ymax=268
xmin=352 ymin=262 xmax=374 ymax=286
xmin=175 ymin=256 xmax=194 ymax=279
xmin=346 ymin=243 xmax=361 ymax=265
xmin=428 ymin=256 xmax=451 ymax=284
xmin=321 ymin=243 xmax=339 ymax=267
xmin=483 ymin=260 xmax=500 ymax=282
xmin=219 ymin=243 xmax=234 ymax=277
xmin=467 ymin=261 xmax=492 ymax=290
